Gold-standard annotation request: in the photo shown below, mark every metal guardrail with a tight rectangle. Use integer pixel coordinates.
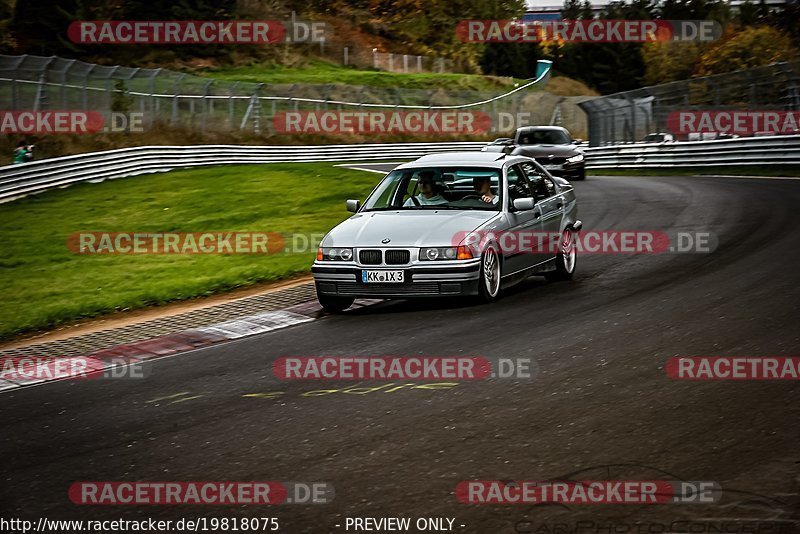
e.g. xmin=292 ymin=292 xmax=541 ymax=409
xmin=0 ymin=142 xmax=487 ymax=203
xmin=1 ymin=135 xmax=797 ymax=204
xmin=584 ymin=134 xmax=800 ymax=169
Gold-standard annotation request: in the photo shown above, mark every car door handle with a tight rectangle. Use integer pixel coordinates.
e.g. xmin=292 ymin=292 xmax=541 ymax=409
xmin=556 ymin=202 xmax=563 ymax=209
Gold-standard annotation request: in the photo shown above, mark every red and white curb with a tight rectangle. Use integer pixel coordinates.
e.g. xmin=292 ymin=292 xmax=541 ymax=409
xmin=0 ymin=309 xmax=322 ymax=392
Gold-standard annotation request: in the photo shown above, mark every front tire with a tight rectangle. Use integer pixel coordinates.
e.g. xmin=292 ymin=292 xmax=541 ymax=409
xmin=317 ymin=293 xmax=354 ymax=313
xmin=546 ymin=228 xmax=577 ymax=282
xmin=477 ymin=245 xmax=502 ymax=303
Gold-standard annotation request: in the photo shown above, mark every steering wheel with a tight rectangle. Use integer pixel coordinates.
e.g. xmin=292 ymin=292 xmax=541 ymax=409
xmin=461 ymin=194 xmax=481 ymax=201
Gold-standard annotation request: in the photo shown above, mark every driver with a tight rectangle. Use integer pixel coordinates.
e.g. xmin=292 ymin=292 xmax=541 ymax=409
xmin=473 ymin=175 xmax=498 ymax=204
xmin=404 ymin=170 xmax=447 ymax=206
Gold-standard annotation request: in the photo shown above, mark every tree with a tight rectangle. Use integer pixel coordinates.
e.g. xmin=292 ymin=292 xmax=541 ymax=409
xmin=737 ymin=0 xmax=759 ymax=27
xmin=697 ymin=25 xmax=798 ymax=76
xmin=642 ymin=40 xmax=702 ymax=85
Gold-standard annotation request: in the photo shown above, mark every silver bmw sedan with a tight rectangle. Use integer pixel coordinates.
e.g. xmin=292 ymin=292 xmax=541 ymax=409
xmin=312 ymin=152 xmax=582 ymax=312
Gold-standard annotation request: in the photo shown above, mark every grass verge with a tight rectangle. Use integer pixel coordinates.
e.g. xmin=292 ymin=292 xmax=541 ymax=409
xmin=0 ymin=162 xmax=379 ymax=341
xmin=202 ymin=59 xmax=522 ymax=91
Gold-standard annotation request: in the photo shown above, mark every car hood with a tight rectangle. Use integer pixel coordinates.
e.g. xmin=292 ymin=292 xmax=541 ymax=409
xmin=322 ymin=210 xmax=499 ymax=248
xmin=512 ymin=145 xmax=581 ymax=158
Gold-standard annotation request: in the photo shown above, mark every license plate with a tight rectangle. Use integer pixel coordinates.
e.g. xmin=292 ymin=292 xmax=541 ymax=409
xmin=545 ymin=164 xmax=563 ymax=171
xmin=362 ymin=270 xmax=404 ymax=283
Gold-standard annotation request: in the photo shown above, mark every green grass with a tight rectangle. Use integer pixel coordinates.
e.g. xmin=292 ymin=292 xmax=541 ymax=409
xmin=588 ymin=166 xmax=800 ymax=177
xmin=202 ymin=59 xmax=523 ymax=92
xmin=0 ymin=162 xmax=379 ymax=340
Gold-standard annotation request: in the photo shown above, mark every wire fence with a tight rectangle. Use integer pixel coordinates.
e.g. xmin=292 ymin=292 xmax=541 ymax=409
xmin=0 ymin=54 xmax=590 ymax=138
xmin=579 ymin=61 xmax=800 ymax=146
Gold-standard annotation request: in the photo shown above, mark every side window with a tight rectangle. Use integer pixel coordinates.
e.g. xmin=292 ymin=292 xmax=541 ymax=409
xmin=506 ymin=164 xmax=534 ymax=203
xmin=520 ymin=161 xmax=549 ymax=201
xmin=542 ymin=176 xmax=557 ymax=198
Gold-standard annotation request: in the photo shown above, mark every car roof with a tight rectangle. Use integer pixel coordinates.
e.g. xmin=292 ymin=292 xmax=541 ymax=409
xmin=517 ymin=126 xmax=570 ymax=133
xmin=397 ymin=151 xmax=520 ymax=169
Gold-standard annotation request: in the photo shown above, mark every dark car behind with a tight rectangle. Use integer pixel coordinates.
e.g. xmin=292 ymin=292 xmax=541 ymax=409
xmin=483 ymin=126 xmax=585 ymax=181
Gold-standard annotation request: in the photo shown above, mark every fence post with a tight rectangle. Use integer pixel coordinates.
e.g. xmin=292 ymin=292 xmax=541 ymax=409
xmin=777 ymin=62 xmax=799 ymax=110
xmin=228 ymin=82 xmax=238 ymax=128
xmin=253 ymin=84 xmax=263 ymax=133
xmin=81 ymin=65 xmax=94 ymax=111
xmin=148 ymin=69 xmax=160 ymax=122
xmin=171 ymin=74 xmax=184 ymax=126
xmin=344 ymin=47 xmax=349 ymax=66
xmin=33 ymin=57 xmax=56 ymax=112
xmin=61 ymin=59 xmax=76 ymax=108
xmin=201 ymin=80 xmax=212 ymax=132
xmin=10 ymin=55 xmax=26 ymax=109
xmin=403 ymin=54 xmax=408 ymax=73
xmin=417 ymin=55 xmax=422 ymax=72
xmin=389 ymin=54 xmax=394 ymax=71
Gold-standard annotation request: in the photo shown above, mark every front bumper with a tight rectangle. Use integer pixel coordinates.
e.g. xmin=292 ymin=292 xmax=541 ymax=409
xmin=312 ymin=261 xmax=481 ymax=298
xmin=538 ymin=160 xmax=584 ymax=180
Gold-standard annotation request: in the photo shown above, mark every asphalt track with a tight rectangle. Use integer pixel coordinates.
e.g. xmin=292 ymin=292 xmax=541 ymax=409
xmin=1 ymin=167 xmax=799 ymax=533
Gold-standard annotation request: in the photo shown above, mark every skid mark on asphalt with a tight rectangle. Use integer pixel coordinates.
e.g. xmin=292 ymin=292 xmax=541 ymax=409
xmin=167 ymin=395 xmax=203 ymax=405
xmin=243 ymin=382 xmax=461 ymax=400
xmin=146 ymin=391 xmax=203 ymax=406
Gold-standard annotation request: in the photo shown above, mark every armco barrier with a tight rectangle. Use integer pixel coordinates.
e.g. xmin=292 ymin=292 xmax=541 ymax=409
xmin=0 ymin=142 xmax=486 ymax=204
xmin=584 ymin=134 xmax=800 ymax=169
xmin=1 ymin=135 xmax=798 ymax=204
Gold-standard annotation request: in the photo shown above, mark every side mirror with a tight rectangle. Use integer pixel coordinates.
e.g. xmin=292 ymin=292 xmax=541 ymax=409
xmin=346 ymin=199 xmax=360 ymax=213
xmin=512 ymin=198 xmax=536 ymax=211
xmin=571 ymin=139 xmax=582 ymax=145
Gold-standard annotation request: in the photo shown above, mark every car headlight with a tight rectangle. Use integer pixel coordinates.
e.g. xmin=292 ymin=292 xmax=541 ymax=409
xmin=419 ymin=246 xmax=473 ymax=261
xmin=317 ymin=247 xmax=353 ymax=261
xmin=567 ymin=153 xmax=584 ymax=164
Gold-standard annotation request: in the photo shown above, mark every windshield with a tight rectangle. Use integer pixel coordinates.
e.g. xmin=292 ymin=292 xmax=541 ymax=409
xmin=518 ymin=129 xmax=571 ymax=145
xmin=362 ymin=167 xmax=503 ymax=212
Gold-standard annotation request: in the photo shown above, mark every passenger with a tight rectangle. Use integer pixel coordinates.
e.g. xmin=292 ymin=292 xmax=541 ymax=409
xmin=404 ymin=170 xmax=447 ymax=206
